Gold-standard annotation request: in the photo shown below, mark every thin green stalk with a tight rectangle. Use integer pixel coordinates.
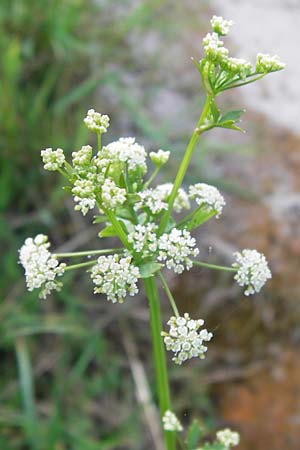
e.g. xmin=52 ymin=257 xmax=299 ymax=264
xmin=158 ymin=272 xmax=179 ymax=318
xmin=55 ymin=248 xmax=123 ymax=258
xmin=144 ymin=277 xmax=176 ymax=450
xmin=144 ymin=165 xmax=161 ymax=189
xmin=193 ymin=260 xmax=236 ymax=272
xmin=97 ymin=132 xmax=101 ymax=151
xmin=158 ymin=95 xmax=212 ymax=234
xmin=103 ymin=208 xmax=131 ymax=249
xmin=65 ymin=260 xmax=98 ymax=271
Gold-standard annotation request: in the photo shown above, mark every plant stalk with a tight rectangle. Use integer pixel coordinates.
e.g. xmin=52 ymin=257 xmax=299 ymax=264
xmin=144 ymin=277 xmax=176 ymax=450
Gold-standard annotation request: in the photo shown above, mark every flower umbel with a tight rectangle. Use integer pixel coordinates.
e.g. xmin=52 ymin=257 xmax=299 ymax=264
xmin=84 ymin=109 xmax=110 ymax=134
xmin=211 ymin=15 xmax=233 ymax=36
xmin=19 ymin=234 xmax=66 ymax=299
xmin=233 ymin=249 xmax=272 ymax=296
xmin=41 ymin=148 xmax=65 ymax=171
xmin=90 ymin=254 xmax=140 ymax=303
xmin=128 ymin=223 xmax=158 ymax=258
xmin=256 ymin=53 xmax=285 ymax=73
xmin=189 ymin=183 xmax=225 ymax=218
xmin=158 ymin=228 xmax=199 ymax=274
xmin=162 ymin=313 xmax=213 ymax=365
xmin=162 ymin=410 xmax=183 ymax=432
xmin=216 ymin=428 xmax=240 ymax=448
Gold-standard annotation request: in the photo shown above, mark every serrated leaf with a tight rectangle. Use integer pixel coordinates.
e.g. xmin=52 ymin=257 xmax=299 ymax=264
xmin=178 ymin=207 xmax=216 ymax=231
xmin=217 ymin=121 xmax=245 ymax=133
xmin=186 ymin=420 xmax=202 ymax=449
xmin=115 ymin=207 xmax=132 ymax=220
xmin=138 ymin=262 xmax=163 ymax=279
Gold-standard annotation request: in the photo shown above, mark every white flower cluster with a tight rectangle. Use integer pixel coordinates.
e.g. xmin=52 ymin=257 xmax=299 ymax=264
xmin=211 ymin=15 xmax=233 ymax=36
xmin=158 ymin=228 xmax=199 ymax=274
xmin=101 ymin=178 xmax=126 ymax=209
xmin=72 ymin=178 xmax=96 ymax=215
xmin=162 ymin=410 xmax=183 ymax=432
xmin=150 ymin=149 xmax=170 ymax=166
xmin=216 ymin=428 xmax=240 ymax=448
xmin=233 ymin=249 xmax=272 ymax=296
xmin=19 ymin=234 xmax=66 ymax=299
xmin=84 ymin=109 xmax=110 ymax=134
xmin=225 ymin=57 xmax=252 ymax=79
xmin=189 ymin=183 xmax=225 ymax=218
xmin=41 ymin=148 xmax=65 ymax=171
xmin=256 ymin=53 xmax=285 ymax=73
xmin=162 ymin=313 xmax=213 ymax=365
xmin=202 ymin=32 xmax=229 ymax=63
xmin=137 ymin=183 xmax=190 ymax=215
xmin=102 ymin=137 xmax=147 ymax=175
xmin=128 ymin=223 xmax=158 ymax=258
xmin=90 ymin=254 xmax=140 ymax=303
xmin=72 ymin=145 xmax=93 ymax=169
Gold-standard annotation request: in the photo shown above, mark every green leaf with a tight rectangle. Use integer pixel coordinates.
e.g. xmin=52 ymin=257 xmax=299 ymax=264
xmin=210 ymin=99 xmax=220 ymax=122
xmin=217 ymin=122 xmax=245 ymax=133
xmin=178 ymin=207 xmax=216 ymax=231
xmin=138 ymin=262 xmax=163 ymax=279
xmin=219 ymin=109 xmax=245 ymax=123
xmin=186 ymin=420 xmax=202 ymax=449
xmin=93 ymin=215 xmax=107 ymax=224
xmin=98 ymin=224 xmax=117 ymax=238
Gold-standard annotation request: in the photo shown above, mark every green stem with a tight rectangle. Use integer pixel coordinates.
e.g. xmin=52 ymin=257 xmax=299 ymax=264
xmin=65 ymin=260 xmax=98 ymax=271
xmin=158 ymin=95 xmax=212 ymax=235
xmin=55 ymin=248 xmax=123 ymax=258
xmin=158 ymin=272 xmax=179 ymax=318
xmin=104 ymin=208 xmax=130 ymax=249
xmin=143 ymin=277 xmax=176 ymax=450
xmin=144 ymin=165 xmax=161 ymax=189
xmin=193 ymin=260 xmax=236 ymax=272
xmin=97 ymin=132 xmax=101 ymax=151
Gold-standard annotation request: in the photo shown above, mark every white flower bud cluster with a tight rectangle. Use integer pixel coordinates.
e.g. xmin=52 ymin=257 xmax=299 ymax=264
xmin=101 ymin=178 xmax=126 ymax=209
xmin=162 ymin=313 xmax=213 ymax=365
xmin=72 ymin=178 xmax=96 ymax=215
xmin=155 ymin=183 xmax=190 ymax=213
xmin=158 ymin=228 xmax=199 ymax=274
xmin=150 ymin=149 xmax=170 ymax=166
xmin=225 ymin=57 xmax=252 ymax=79
xmin=41 ymin=148 xmax=65 ymax=171
xmin=90 ymin=254 xmax=140 ymax=303
xmin=189 ymin=183 xmax=225 ymax=218
xmin=128 ymin=223 xmax=158 ymax=258
xmin=256 ymin=53 xmax=285 ymax=73
xmin=102 ymin=137 xmax=147 ymax=175
xmin=232 ymin=249 xmax=272 ymax=296
xmin=162 ymin=410 xmax=183 ymax=432
xmin=216 ymin=429 xmax=240 ymax=448
xmin=203 ymin=32 xmax=229 ymax=63
xmin=84 ymin=109 xmax=110 ymax=134
xmin=137 ymin=188 xmax=168 ymax=215
xmin=72 ymin=145 xmax=93 ymax=169
xmin=211 ymin=15 xmax=233 ymax=36
xmin=19 ymin=234 xmax=66 ymax=299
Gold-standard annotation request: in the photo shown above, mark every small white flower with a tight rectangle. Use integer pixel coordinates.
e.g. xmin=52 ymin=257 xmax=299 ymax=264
xmin=72 ymin=178 xmax=96 ymax=215
xmin=162 ymin=313 xmax=213 ymax=365
xmin=256 ymin=53 xmax=285 ymax=73
xmin=216 ymin=428 xmax=240 ymax=448
xmin=84 ymin=109 xmax=110 ymax=134
xmin=41 ymin=148 xmax=65 ymax=171
xmin=101 ymin=178 xmax=126 ymax=209
xmin=232 ymin=249 xmax=272 ymax=296
xmin=128 ymin=223 xmax=158 ymax=258
xmin=150 ymin=149 xmax=170 ymax=166
xmin=103 ymin=137 xmax=147 ymax=175
xmin=72 ymin=145 xmax=93 ymax=169
xmin=19 ymin=234 xmax=66 ymax=299
xmin=211 ymin=15 xmax=233 ymax=36
xmin=158 ymin=228 xmax=199 ymax=274
xmin=162 ymin=410 xmax=183 ymax=432
xmin=137 ymin=188 xmax=168 ymax=215
xmin=203 ymin=32 xmax=229 ymax=63
xmin=90 ymin=254 xmax=140 ymax=303
xmin=155 ymin=183 xmax=190 ymax=213
xmin=225 ymin=57 xmax=252 ymax=79
xmin=189 ymin=183 xmax=225 ymax=218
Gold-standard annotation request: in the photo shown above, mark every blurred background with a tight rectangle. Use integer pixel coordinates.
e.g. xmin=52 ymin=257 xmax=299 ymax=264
xmin=1 ymin=1 xmax=300 ymax=449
